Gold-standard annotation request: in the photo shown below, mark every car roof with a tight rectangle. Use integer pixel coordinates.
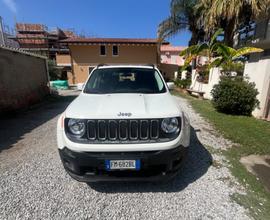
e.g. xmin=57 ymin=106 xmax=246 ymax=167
xmin=97 ymin=65 xmax=156 ymax=69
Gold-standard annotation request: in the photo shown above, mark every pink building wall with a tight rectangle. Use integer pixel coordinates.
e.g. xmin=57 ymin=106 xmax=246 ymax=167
xmin=160 ymin=45 xmax=186 ymax=66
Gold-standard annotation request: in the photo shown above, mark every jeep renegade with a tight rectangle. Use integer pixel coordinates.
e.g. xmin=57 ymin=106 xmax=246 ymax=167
xmin=57 ymin=65 xmax=190 ymax=182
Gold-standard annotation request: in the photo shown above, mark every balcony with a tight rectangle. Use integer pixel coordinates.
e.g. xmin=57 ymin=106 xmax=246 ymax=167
xmin=236 ymin=19 xmax=270 ymax=48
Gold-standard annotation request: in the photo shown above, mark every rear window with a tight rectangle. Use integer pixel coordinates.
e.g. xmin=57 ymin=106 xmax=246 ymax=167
xmin=84 ymin=68 xmax=166 ymax=94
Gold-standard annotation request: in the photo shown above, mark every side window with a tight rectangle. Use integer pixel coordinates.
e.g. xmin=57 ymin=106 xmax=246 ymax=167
xmin=112 ymin=45 xmax=119 ymax=56
xmin=100 ymin=45 xmax=106 ymax=56
xmin=154 ymin=71 xmax=164 ymax=91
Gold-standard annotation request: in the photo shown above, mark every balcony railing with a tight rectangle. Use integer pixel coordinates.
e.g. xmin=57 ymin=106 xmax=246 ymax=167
xmin=236 ymin=19 xmax=270 ymax=47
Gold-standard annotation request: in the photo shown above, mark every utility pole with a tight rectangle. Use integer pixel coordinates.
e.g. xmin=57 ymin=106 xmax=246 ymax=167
xmin=0 ymin=16 xmax=6 ymax=46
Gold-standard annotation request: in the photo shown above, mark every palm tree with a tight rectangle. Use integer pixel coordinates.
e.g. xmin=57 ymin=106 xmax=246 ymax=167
xmin=215 ymin=44 xmax=264 ymax=74
xmin=179 ymin=29 xmax=224 ymax=69
xmin=157 ymin=0 xmax=204 ymax=46
xmin=196 ymin=0 xmax=270 ymax=46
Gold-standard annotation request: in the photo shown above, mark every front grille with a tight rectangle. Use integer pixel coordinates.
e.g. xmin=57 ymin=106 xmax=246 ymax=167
xmin=87 ymin=119 xmax=160 ymax=142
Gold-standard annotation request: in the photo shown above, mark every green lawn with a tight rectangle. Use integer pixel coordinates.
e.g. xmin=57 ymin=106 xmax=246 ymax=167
xmin=172 ymin=90 xmax=270 ymax=219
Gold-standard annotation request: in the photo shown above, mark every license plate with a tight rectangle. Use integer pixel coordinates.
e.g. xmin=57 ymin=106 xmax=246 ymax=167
xmin=105 ymin=160 xmax=140 ymax=170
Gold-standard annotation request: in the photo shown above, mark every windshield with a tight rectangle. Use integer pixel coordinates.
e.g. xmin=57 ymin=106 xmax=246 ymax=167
xmin=83 ymin=68 xmax=167 ymax=94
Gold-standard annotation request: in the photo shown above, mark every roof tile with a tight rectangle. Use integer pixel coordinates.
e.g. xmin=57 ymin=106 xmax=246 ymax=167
xmin=60 ymin=38 xmax=168 ymax=44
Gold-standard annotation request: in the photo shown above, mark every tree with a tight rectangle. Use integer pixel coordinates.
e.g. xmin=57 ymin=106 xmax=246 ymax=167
xmin=48 ymin=59 xmax=61 ymax=81
xmin=157 ymin=0 xmax=204 ymax=46
xmin=215 ymin=44 xmax=264 ymax=69
xmin=180 ymin=29 xmax=263 ymax=70
xmin=179 ymin=28 xmax=224 ymax=69
xmin=196 ymin=0 xmax=270 ymax=46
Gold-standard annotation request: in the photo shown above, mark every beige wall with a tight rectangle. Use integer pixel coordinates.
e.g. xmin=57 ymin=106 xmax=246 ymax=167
xmin=69 ymin=44 xmax=158 ymax=83
xmin=67 ymin=70 xmax=74 ymax=85
xmin=0 ymin=47 xmax=49 ymax=112
xmin=56 ymin=54 xmax=71 ymax=66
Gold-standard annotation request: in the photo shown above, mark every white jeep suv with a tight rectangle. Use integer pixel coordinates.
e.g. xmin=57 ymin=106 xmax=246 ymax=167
xmin=57 ymin=65 xmax=190 ymax=182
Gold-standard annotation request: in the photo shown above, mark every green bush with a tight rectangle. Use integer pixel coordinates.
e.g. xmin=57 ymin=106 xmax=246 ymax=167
xmin=220 ymin=62 xmax=244 ymax=76
xmin=211 ymin=77 xmax=259 ymax=116
xmin=174 ymin=78 xmax=191 ymax=89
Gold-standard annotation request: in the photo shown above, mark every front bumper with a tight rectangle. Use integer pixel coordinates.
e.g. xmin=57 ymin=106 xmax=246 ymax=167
xmin=59 ymin=146 xmax=187 ymax=182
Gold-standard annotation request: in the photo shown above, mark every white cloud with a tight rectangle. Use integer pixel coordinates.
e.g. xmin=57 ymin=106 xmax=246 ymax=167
xmin=2 ymin=0 xmax=17 ymax=13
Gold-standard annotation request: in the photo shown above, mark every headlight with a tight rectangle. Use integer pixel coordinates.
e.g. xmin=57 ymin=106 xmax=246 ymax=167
xmin=67 ymin=119 xmax=86 ymax=136
xmin=161 ymin=117 xmax=179 ymax=133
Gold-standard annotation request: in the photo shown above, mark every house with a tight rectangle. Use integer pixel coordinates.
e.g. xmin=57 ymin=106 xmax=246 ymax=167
xmin=160 ymin=45 xmax=186 ymax=65
xmin=57 ymin=38 xmax=168 ymax=84
xmin=159 ymin=45 xmax=186 ymax=80
xmin=238 ymin=19 xmax=270 ymax=120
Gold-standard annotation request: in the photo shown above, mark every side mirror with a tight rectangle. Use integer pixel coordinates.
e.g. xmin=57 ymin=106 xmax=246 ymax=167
xmin=77 ymin=83 xmax=85 ymax=91
xmin=167 ymin=82 xmax=175 ymax=91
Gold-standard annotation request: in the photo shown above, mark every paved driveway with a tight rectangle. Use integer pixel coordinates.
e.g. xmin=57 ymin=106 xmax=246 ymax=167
xmin=0 ymin=91 xmax=249 ymax=219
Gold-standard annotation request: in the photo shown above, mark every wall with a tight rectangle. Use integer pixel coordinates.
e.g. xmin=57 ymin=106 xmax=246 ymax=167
xmin=56 ymin=54 xmax=71 ymax=66
xmin=160 ymin=51 xmax=185 ymax=66
xmin=244 ymin=53 xmax=270 ymax=119
xmin=69 ymin=44 xmax=158 ymax=83
xmin=0 ymin=46 xmax=49 ymax=112
xmin=190 ymin=68 xmax=221 ymax=99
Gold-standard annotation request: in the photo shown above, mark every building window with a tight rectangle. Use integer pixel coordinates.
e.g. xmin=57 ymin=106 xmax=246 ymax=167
xmin=112 ymin=45 xmax=119 ymax=56
xmin=100 ymin=45 xmax=106 ymax=56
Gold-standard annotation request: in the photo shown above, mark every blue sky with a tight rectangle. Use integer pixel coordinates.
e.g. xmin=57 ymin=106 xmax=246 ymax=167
xmin=0 ymin=0 xmax=191 ymax=46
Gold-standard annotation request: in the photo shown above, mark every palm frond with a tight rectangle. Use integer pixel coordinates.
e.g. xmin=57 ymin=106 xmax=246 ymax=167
xmin=157 ymin=0 xmax=200 ymax=44
xmin=210 ymin=28 xmax=223 ymax=46
xmin=157 ymin=16 xmax=188 ymax=41
xmin=179 ymin=45 xmax=198 ymax=56
xmin=232 ymin=47 xmax=264 ymax=59
xmin=197 ymin=43 xmax=209 ymax=55
xmin=181 ymin=54 xmax=196 ymax=70
xmin=209 ymin=57 xmax=224 ymax=68
xmin=215 ymin=43 xmax=236 ymax=59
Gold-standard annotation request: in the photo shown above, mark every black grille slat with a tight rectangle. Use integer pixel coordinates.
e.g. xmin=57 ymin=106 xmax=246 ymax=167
xmin=108 ymin=120 xmax=118 ymax=140
xmin=86 ymin=119 xmax=161 ymax=142
xmin=119 ymin=120 xmax=128 ymax=140
xmin=130 ymin=120 xmax=139 ymax=140
xmin=140 ymin=120 xmax=149 ymax=140
xmin=87 ymin=120 xmax=96 ymax=140
xmin=98 ymin=120 xmax=106 ymax=140
xmin=150 ymin=120 xmax=159 ymax=139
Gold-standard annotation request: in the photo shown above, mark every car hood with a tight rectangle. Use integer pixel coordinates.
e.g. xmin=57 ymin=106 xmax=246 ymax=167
xmin=65 ymin=92 xmax=182 ymax=119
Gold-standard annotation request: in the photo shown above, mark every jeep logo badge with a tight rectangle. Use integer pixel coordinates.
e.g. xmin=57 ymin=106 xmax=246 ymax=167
xmin=117 ymin=112 xmax=132 ymax=117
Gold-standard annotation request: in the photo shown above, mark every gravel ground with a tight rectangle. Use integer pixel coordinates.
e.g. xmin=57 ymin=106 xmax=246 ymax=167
xmin=0 ymin=92 xmax=250 ymax=220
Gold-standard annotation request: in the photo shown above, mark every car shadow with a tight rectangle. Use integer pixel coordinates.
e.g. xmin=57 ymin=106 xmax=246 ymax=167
xmin=88 ymin=126 xmax=213 ymax=193
xmin=0 ymin=92 xmax=78 ymax=153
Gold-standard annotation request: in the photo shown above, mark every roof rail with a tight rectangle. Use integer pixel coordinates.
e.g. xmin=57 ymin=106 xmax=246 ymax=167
xmin=144 ymin=64 xmax=155 ymax=68
xmin=96 ymin=63 xmax=108 ymax=68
